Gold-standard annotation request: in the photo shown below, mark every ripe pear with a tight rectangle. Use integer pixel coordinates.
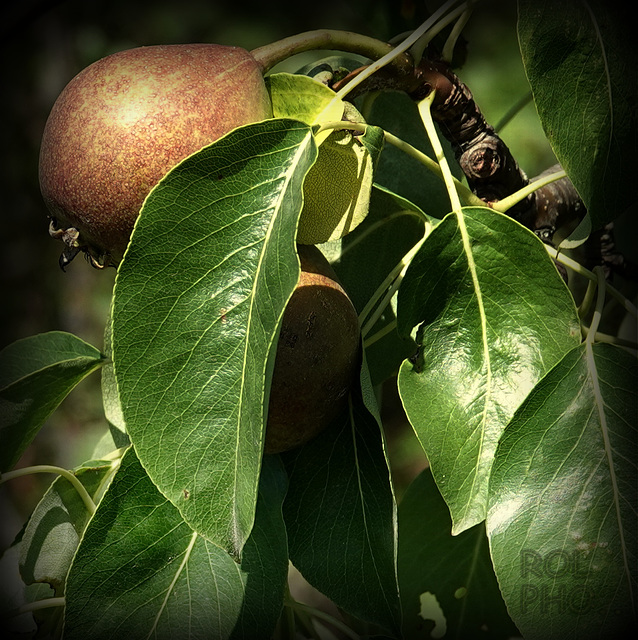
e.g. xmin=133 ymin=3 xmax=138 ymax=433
xmin=265 ymin=245 xmax=361 ymax=454
xmin=39 ymin=44 xmax=272 ymax=267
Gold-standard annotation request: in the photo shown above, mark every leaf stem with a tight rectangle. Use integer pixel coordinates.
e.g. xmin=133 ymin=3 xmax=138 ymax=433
xmin=441 ymin=3 xmax=474 ymax=62
xmin=363 ymin=318 xmax=398 ymax=348
xmin=382 ymin=130 xmax=482 ymax=206
xmin=417 ymin=91 xmax=462 ymax=213
xmin=0 ymin=465 xmax=96 ymax=515
xmin=495 ymin=91 xmax=534 ymax=132
xmin=586 ymin=266 xmax=607 ymax=345
xmin=359 ymin=237 xmax=426 ymax=335
xmin=580 ymin=326 xmax=637 ymax=351
xmin=545 ymin=245 xmax=638 ymax=318
xmin=9 ymin=597 xmax=65 ymax=617
xmin=577 ymin=277 xmax=598 ymax=319
xmin=337 ymin=209 xmax=428 ymax=261
xmin=331 ymin=0 xmax=466 ymax=104
xmin=493 ymin=168 xmax=567 ymax=214
xmin=250 ymin=30 xmax=412 ymax=76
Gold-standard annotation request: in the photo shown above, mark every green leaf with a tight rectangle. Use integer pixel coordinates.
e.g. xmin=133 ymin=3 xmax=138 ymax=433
xmin=0 ymin=543 xmax=55 ymax=637
xmin=281 ymin=361 xmax=400 ymax=636
xmin=266 ymin=72 xmax=344 ymax=131
xmin=359 ymin=121 xmax=385 ymax=167
xmin=517 ymin=0 xmax=638 ymax=233
xmin=112 ymin=119 xmax=316 ymax=558
xmin=486 ymin=342 xmax=637 ymax=639
xmin=331 ymin=184 xmax=428 ymax=385
xmin=397 ymin=208 xmax=581 ymax=534
xmin=398 ymin=468 xmax=519 ymax=639
xmin=101 ymin=318 xmax=127 ymax=445
xmin=64 ymin=448 xmax=289 ymax=640
xmin=19 ymin=460 xmax=115 ymax=594
xmin=0 ymin=332 xmax=104 ymax=473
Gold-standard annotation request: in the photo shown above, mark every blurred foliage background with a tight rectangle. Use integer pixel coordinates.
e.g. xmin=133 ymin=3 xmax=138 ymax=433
xmin=1 ymin=0 xmax=557 ymax=537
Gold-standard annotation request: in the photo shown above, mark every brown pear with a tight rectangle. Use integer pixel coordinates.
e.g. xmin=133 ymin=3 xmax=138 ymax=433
xmin=39 ymin=44 xmax=272 ymax=267
xmin=265 ymin=245 xmax=361 ymax=454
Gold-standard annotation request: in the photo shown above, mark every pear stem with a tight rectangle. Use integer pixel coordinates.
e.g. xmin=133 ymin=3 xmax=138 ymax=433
xmin=250 ymin=29 xmax=414 ymax=76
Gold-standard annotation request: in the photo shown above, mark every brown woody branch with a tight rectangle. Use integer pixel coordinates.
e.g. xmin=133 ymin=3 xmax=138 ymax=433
xmin=332 ymin=57 xmax=637 ymax=281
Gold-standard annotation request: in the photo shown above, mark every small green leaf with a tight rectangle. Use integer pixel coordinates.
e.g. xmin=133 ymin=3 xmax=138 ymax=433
xmin=486 ymin=342 xmax=637 ymax=639
xmin=64 ymin=448 xmax=289 ymax=640
xmin=518 ymin=0 xmax=638 ymax=232
xmin=112 ymin=119 xmax=316 ymax=558
xmin=282 ymin=362 xmax=400 ymax=636
xmin=398 ymin=469 xmax=519 ymax=639
xmin=266 ymin=72 xmax=344 ymax=132
xmin=0 ymin=332 xmax=104 ymax=473
xmin=19 ymin=460 xmax=115 ymax=594
xmin=359 ymin=121 xmax=385 ymax=166
xmin=397 ymin=208 xmax=581 ymax=534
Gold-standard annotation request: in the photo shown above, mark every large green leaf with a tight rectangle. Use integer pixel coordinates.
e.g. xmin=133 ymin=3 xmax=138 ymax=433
xmin=486 ymin=342 xmax=637 ymax=639
xmin=397 ymin=207 xmax=581 ymax=534
xmin=0 ymin=332 xmax=104 ymax=472
xmin=517 ymin=0 xmax=637 ymax=238
xmin=398 ymin=468 xmax=519 ymax=639
xmin=64 ymin=448 xmax=288 ymax=640
xmin=112 ymin=119 xmax=316 ymax=558
xmin=281 ymin=361 xmax=400 ymax=636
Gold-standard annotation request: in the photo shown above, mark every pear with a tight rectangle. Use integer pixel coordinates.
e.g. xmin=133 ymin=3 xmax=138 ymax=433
xmin=39 ymin=44 xmax=272 ymax=267
xmin=265 ymin=245 xmax=361 ymax=454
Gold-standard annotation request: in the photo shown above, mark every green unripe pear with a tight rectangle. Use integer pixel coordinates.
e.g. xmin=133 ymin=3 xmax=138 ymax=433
xmin=39 ymin=44 xmax=272 ymax=267
xmin=265 ymin=245 xmax=361 ymax=454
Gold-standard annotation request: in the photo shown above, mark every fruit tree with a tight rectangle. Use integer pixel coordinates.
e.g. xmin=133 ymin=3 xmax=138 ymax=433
xmin=1 ymin=1 xmax=636 ymax=639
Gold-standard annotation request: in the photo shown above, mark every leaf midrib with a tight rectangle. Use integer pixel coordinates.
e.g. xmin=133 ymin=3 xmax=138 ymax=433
xmin=454 ymin=211 xmax=492 ymax=528
xmin=232 ymin=129 xmax=313 ymax=551
xmin=586 ymin=341 xmax=633 ymax=606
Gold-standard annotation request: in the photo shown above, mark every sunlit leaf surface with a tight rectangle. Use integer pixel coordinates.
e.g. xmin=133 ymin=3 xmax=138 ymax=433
xmin=487 ymin=342 xmax=637 ymax=639
xmin=397 ymin=208 xmax=580 ymax=533
xmin=112 ymin=119 xmax=316 ymax=557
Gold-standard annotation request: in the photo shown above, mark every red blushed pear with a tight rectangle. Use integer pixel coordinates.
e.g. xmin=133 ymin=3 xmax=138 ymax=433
xmin=39 ymin=44 xmax=272 ymax=268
